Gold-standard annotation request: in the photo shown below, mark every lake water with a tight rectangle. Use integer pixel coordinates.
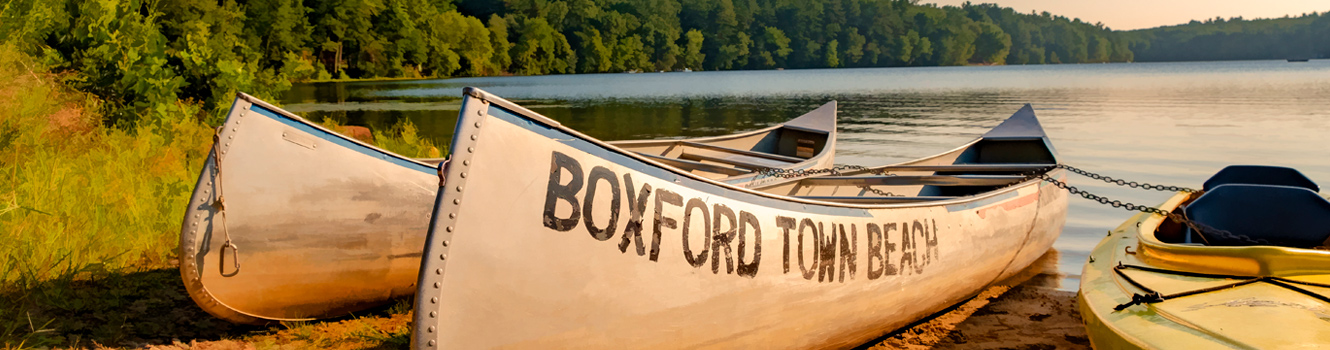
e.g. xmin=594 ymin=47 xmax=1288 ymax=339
xmin=282 ymin=60 xmax=1330 ymax=291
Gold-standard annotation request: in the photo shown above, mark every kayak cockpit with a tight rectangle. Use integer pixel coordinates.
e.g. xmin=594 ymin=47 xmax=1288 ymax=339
xmin=1151 ymin=166 xmax=1330 ymax=250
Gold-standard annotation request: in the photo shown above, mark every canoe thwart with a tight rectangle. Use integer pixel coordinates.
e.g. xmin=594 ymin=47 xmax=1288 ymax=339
xmin=868 ymin=164 xmax=1056 ymax=173
xmin=679 ymin=141 xmax=804 ymax=163
xmin=801 ymin=175 xmax=1028 ymax=187
xmin=795 ymin=195 xmax=958 ymax=204
xmin=679 ymin=152 xmax=788 ymax=170
xmin=635 ymin=152 xmax=751 ymax=176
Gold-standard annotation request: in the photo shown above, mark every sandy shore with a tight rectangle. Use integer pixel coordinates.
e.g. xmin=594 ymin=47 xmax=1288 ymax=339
xmin=864 ymin=283 xmax=1088 ymax=350
xmin=863 ymin=249 xmax=1089 ymax=350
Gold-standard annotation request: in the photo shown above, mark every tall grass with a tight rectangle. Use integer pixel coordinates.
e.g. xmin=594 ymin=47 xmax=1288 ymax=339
xmin=0 ymin=45 xmax=214 ymax=287
xmin=0 ymin=44 xmax=439 ymax=348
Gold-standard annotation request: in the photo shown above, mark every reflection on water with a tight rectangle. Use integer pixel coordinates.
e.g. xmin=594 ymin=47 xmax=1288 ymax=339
xmin=282 ymin=59 xmax=1330 ymax=291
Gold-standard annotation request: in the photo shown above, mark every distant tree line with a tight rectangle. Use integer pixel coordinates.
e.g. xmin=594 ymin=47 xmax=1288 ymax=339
xmin=2 ymin=0 xmax=1325 ymax=125
xmin=1126 ymin=12 xmax=1330 ymax=61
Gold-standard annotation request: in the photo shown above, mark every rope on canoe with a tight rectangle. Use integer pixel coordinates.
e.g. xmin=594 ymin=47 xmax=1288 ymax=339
xmin=212 ymin=127 xmax=240 ymax=277
xmin=1110 ymin=262 xmax=1330 ymax=311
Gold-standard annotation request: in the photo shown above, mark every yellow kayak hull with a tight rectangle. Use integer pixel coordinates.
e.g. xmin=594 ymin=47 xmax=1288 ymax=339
xmin=1078 ymin=192 xmax=1330 ymax=349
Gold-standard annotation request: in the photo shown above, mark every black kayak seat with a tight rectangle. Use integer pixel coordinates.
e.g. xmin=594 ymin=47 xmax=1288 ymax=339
xmin=1202 ymin=165 xmax=1319 ymax=192
xmin=1184 ymin=184 xmax=1330 ymax=248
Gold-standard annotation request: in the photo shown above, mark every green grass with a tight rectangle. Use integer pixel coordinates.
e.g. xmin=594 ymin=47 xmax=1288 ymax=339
xmin=0 ymin=44 xmax=431 ymax=349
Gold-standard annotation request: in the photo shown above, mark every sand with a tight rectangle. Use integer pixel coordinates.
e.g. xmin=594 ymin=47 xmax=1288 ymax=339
xmin=863 ymin=249 xmax=1090 ymax=350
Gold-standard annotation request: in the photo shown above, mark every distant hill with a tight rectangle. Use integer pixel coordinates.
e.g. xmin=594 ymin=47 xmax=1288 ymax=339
xmin=1127 ymin=13 xmax=1330 ymax=62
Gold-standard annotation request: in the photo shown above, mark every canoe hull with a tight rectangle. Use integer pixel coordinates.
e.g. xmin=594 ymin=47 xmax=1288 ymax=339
xmin=412 ymin=90 xmax=1067 ymax=348
xmin=180 ymin=94 xmax=839 ymax=324
xmin=179 ymin=96 xmax=438 ymax=323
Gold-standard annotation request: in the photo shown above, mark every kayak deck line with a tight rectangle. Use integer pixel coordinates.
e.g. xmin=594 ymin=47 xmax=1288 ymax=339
xmin=1110 ymin=262 xmax=1330 ymax=311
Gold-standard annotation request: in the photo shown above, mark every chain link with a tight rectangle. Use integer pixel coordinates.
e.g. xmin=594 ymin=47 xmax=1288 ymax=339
xmin=1055 ymin=164 xmax=1198 ymax=193
xmin=1031 ymin=171 xmax=1266 ymax=246
xmin=758 ymin=165 xmax=899 ymax=196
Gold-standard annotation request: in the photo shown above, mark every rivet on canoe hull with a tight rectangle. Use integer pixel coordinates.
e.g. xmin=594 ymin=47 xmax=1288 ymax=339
xmin=442 ymin=240 xmax=450 ymax=246
xmin=446 ymin=226 xmax=454 ymax=232
xmin=474 ymin=121 xmax=481 ymax=126
xmin=448 ymin=213 xmax=456 ymax=219
xmin=428 ymin=326 xmax=435 ymax=333
xmin=467 ymin=147 xmax=473 ymax=153
xmin=431 ymin=297 xmax=438 ymax=303
xmin=470 ymin=135 xmax=477 ymax=140
xmin=430 ymin=311 xmax=437 ymax=317
xmin=460 ymin=172 xmax=467 ymax=178
xmin=435 ymin=269 xmax=442 ymax=275
xmin=428 ymin=340 xmax=436 ymax=346
xmin=455 ymin=186 xmax=463 ymax=192
xmin=440 ymin=254 xmax=447 ymax=260
xmin=434 ymin=282 xmax=440 ymax=288
xmin=453 ymin=199 xmax=460 ymax=205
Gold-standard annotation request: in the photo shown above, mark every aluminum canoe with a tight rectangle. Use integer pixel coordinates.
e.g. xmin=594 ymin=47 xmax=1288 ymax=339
xmin=1078 ymin=166 xmax=1330 ymax=349
xmin=178 ymin=93 xmax=838 ymax=324
xmin=411 ymin=88 xmax=1068 ymax=349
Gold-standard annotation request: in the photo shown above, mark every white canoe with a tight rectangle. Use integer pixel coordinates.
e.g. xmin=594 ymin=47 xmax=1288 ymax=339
xmin=178 ymin=94 xmax=838 ymax=324
xmin=411 ymin=88 xmax=1068 ymax=348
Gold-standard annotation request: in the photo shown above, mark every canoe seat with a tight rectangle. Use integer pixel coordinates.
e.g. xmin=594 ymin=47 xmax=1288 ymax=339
xmin=1184 ymin=184 xmax=1330 ymax=248
xmin=1202 ymin=165 xmax=1319 ymax=192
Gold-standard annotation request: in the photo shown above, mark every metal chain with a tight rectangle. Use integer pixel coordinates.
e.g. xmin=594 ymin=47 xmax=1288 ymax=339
xmin=757 ymin=165 xmax=869 ymax=179
xmin=758 ymin=165 xmax=899 ymax=196
xmin=1055 ymin=164 xmax=1198 ymax=193
xmin=1030 ymin=171 xmax=1267 ymax=246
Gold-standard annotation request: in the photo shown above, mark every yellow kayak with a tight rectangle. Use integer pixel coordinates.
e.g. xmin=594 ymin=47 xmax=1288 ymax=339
xmin=1078 ymin=165 xmax=1330 ymax=349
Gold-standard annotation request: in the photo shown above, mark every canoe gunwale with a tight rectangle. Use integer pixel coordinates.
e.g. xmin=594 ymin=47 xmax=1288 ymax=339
xmin=466 ymin=87 xmax=1050 ymax=210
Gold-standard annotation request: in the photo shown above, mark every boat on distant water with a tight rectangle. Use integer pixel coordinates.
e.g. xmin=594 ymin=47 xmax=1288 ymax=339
xmin=178 ymin=93 xmax=838 ymax=324
xmin=1288 ymin=58 xmax=1311 ymax=62
xmin=411 ymin=88 xmax=1067 ymax=349
xmin=1079 ymin=165 xmax=1330 ymax=349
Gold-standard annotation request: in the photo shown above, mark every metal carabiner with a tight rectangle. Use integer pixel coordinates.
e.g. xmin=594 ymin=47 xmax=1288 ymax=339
xmin=220 ymin=240 xmax=241 ymax=277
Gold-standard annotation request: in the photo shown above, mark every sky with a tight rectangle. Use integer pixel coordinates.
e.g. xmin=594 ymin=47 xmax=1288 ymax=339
xmin=926 ymin=0 xmax=1330 ymax=30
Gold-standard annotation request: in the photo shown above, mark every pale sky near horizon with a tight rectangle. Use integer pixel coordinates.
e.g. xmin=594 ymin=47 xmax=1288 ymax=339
xmin=926 ymin=0 xmax=1330 ymax=30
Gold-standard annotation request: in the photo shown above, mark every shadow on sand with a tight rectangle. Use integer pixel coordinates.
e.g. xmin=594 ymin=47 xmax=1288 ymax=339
xmin=1 ymin=268 xmax=410 ymax=349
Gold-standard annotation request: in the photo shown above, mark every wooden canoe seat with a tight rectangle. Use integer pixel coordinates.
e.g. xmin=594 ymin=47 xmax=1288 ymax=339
xmin=801 ymin=175 xmax=1026 ymax=187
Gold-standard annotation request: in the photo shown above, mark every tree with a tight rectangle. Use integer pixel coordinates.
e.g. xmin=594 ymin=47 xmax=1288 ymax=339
xmin=972 ymin=22 xmax=1011 ymax=64
xmin=824 ymin=39 xmax=840 ymax=67
xmin=682 ymin=29 xmax=705 ymax=69
xmin=486 ymin=15 xmax=513 ymax=73
xmin=510 ymin=17 xmax=575 ymax=75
